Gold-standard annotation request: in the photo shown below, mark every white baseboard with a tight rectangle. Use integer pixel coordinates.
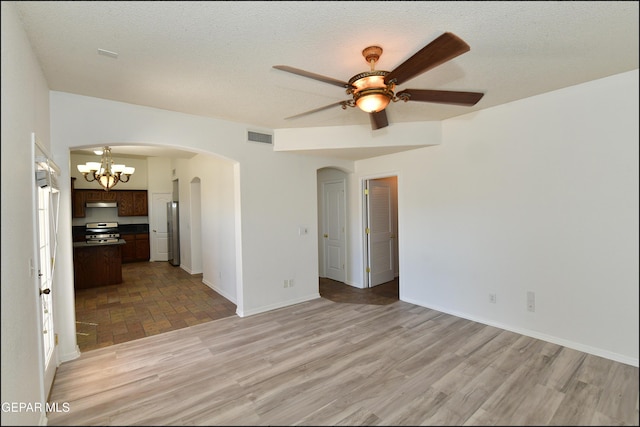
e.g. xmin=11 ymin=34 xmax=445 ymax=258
xmin=237 ymin=293 xmax=321 ymax=317
xmin=58 ymin=345 xmax=81 ymax=363
xmin=401 ymin=296 xmax=639 ymax=368
xmin=201 ymin=278 xmax=236 ymax=304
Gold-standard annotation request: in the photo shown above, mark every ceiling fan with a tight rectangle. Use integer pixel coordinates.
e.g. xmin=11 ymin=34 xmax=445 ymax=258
xmin=273 ymin=32 xmax=484 ymax=130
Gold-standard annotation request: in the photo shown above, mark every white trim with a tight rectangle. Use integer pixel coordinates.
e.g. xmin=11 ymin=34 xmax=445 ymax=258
xmin=57 ymin=346 xmax=81 ymax=363
xmin=202 ymin=278 xmax=237 ymax=304
xmin=237 ymin=294 xmax=321 ymax=317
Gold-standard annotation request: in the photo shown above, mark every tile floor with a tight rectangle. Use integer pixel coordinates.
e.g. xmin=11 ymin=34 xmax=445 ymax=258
xmin=74 ymin=262 xmax=237 ymax=352
xmin=74 ymin=262 xmax=399 ymax=353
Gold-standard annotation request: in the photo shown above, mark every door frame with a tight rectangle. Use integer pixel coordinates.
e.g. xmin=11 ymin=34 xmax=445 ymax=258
xmin=362 ymin=173 xmax=399 ymax=288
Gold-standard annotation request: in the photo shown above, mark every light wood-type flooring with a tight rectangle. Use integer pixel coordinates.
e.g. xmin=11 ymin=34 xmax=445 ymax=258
xmin=49 ymin=281 xmax=638 ymax=426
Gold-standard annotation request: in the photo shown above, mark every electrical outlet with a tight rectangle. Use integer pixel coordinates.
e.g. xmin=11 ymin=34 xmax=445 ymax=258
xmin=489 ymin=293 xmax=496 ymax=304
xmin=527 ymin=291 xmax=535 ymax=312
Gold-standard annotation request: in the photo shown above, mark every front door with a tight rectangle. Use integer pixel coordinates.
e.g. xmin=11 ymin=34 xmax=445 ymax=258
xmin=323 ymin=180 xmax=347 ymax=282
xmin=151 ymin=193 xmax=172 ymax=261
xmin=365 ymin=178 xmax=395 ymax=287
xmin=35 ymin=154 xmax=60 ymax=398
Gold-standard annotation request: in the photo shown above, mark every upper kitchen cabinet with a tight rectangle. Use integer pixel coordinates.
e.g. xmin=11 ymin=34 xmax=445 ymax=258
xmin=71 ymin=178 xmax=85 ymax=218
xmin=117 ymin=190 xmax=148 ymax=216
xmin=85 ymin=190 xmax=117 ymax=202
xmin=71 ymin=184 xmax=149 ymax=218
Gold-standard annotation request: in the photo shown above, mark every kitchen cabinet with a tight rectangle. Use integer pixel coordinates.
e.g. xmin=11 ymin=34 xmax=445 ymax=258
xmin=73 ymin=242 xmax=124 ymax=288
xmin=72 ymin=188 xmax=117 ymax=218
xmin=121 ymin=232 xmax=150 ymax=263
xmin=117 ymin=190 xmax=148 ymax=216
xmin=85 ymin=190 xmax=117 ymax=202
xmin=72 ymin=189 xmax=149 ymax=218
xmin=135 ymin=233 xmax=150 ymax=260
xmin=71 ymin=177 xmax=85 ymax=218
xmin=72 ymin=190 xmax=86 ymax=218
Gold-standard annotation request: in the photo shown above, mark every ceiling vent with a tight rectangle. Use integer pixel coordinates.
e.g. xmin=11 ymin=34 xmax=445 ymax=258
xmin=247 ymin=130 xmax=273 ymax=145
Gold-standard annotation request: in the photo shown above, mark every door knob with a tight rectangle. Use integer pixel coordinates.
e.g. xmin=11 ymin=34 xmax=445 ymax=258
xmin=40 ymin=288 xmax=51 ymax=295
xmin=324 ymin=234 xmax=328 ymax=238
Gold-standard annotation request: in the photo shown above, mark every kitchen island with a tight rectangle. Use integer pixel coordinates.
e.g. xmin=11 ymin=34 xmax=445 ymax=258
xmin=73 ymin=240 xmax=126 ymax=289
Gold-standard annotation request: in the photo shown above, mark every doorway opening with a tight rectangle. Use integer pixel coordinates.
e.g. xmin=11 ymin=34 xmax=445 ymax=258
xmin=317 ymin=168 xmax=399 ymax=304
xmin=363 ymin=176 xmax=399 ymax=289
xmin=69 ymin=145 xmax=239 ymax=353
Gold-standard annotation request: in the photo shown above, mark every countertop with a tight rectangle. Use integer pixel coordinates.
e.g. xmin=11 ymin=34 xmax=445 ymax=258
xmin=73 ymin=239 xmax=127 ymax=248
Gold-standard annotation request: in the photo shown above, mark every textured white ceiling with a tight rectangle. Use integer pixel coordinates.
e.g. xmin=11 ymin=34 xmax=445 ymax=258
xmin=12 ymin=1 xmax=639 ymax=159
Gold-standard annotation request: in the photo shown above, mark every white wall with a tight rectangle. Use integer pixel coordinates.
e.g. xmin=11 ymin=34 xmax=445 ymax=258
xmin=189 ymin=177 xmax=203 ymax=274
xmin=353 ymin=70 xmax=639 ymax=365
xmin=1 ymin=3 xmax=52 ymax=425
xmin=184 ymin=154 xmax=237 ymax=301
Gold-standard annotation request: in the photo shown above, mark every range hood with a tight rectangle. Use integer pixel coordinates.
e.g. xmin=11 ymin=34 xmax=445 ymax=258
xmin=85 ymin=202 xmax=118 ymax=208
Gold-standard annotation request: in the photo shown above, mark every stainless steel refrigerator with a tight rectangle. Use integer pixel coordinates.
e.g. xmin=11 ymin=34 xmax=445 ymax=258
xmin=167 ymin=201 xmax=180 ymax=266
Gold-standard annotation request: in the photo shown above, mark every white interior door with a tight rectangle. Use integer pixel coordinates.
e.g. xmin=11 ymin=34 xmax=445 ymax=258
xmin=323 ymin=180 xmax=346 ymax=282
xmin=151 ymin=193 xmax=172 ymax=261
xmin=366 ymin=179 xmax=395 ymax=287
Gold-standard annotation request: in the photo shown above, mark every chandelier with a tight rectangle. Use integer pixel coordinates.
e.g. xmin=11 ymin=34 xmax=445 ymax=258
xmin=76 ymin=146 xmax=135 ymax=191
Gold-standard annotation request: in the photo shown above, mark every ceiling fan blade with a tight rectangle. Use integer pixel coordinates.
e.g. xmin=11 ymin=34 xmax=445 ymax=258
xmin=273 ymin=65 xmax=350 ymax=88
xmin=284 ymin=101 xmax=348 ymax=120
xmin=397 ymin=89 xmax=484 ymax=106
xmin=370 ymin=110 xmax=389 ymax=130
xmin=385 ymin=32 xmax=470 ymax=86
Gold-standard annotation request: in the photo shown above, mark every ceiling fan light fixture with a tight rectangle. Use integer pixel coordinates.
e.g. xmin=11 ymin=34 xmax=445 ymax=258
xmin=348 ymin=71 xmax=395 ymax=113
xmin=274 ymin=34 xmax=483 ymax=130
xmin=354 ymin=89 xmax=392 ymax=113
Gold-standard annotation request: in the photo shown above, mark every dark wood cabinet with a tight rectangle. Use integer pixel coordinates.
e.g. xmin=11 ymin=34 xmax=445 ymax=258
xmin=73 ymin=244 xmax=123 ymax=288
xmin=135 ymin=233 xmax=150 ymax=260
xmin=117 ymin=190 xmax=148 ymax=216
xmin=71 ymin=177 xmax=85 ymax=218
xmin=72 ymin=188 xmax=117 ymax=218
xmin=85 ymin=190 xmax=117 ymax=202
xmin=121 ymin=232 xmax=150 ymax=263
xmin=72 ymin=189 xmax=148 ymax=218
xmin=72 ymin=189 xmax=86 ymax=218
xmin=120 ymin=234 xmax=136 ymax=262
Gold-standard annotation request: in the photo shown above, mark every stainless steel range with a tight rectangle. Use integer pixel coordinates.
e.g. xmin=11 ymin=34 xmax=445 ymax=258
xmin=85 ymin=222 xmax=120 ymax=244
